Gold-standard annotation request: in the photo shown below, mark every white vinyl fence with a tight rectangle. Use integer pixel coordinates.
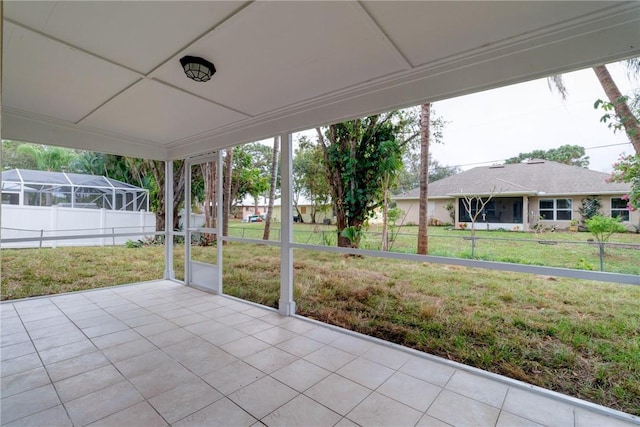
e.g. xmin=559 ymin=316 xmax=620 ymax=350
xmin=1 ymin=205 xmax=156 ymax=248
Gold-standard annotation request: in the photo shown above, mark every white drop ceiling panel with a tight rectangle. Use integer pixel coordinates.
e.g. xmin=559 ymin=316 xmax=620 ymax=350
xmin=3 ymin=1 xmax=246 ymax=74
xmin=153 ymin=1 xmax=408 ymax=116
xmin=2 ymin=21 xmax=140 ymax=123
xmin=81 ymin=79 xmax=248 ymax=145
xmin=2 ymin=1 xmax=639 ymax=160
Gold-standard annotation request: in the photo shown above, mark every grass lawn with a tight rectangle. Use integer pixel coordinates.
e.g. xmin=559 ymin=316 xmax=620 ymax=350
xmin=1 ymin=223 xmax=639 ymax=414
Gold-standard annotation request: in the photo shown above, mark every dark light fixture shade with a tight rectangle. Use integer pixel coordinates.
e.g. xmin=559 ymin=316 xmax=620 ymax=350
xmin=179 ymin=56 xmax=216 ymax=82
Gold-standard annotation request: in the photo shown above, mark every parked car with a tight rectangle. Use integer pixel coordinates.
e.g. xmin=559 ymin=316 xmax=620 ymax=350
xmin=242 ymin=215 xmax=263 ymax=223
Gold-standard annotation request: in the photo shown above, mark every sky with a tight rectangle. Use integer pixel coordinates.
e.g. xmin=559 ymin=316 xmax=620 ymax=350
xmin=428 ymin=61 xmax=637 ymax=173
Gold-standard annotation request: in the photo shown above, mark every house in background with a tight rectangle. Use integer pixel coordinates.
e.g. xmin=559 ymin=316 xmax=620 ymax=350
xmin=394 ymin=160 xmax=637 ymax=231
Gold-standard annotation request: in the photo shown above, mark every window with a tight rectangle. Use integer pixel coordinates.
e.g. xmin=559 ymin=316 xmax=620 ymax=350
xmin=611 ymin=198 xmax=630 ymax=221
xmin=539 ymin=199 xmax=572 ymax=221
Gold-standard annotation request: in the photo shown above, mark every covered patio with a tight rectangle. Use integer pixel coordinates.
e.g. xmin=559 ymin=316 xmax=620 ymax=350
xmin=1 ymin=280 xmax=637 ymax=426
xmin=2 ymin=1 xmax=640 ymax=425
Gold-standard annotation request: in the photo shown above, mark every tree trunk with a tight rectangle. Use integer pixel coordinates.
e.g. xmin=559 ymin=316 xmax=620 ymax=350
xmin=223 ymin=148 xmax=234 ymax=239
xmin=202 ymin=161 xmax=216 ymax=245
xmin=417 ymin=103 xmax=431 ymax=255
xmin=263 ymin=137 xmax=279 ymax=240
xmin=593 ymin=65 xmax=640 ymax=154
xmin=381 ymin=176 xmax=390 ymax=251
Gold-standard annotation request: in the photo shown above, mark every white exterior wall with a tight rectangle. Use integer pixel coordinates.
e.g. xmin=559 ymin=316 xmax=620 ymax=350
xmin=1 ymin=205 xmax=156 ymax=248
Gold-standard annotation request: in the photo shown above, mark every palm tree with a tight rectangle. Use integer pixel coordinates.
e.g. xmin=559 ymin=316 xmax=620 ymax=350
xmin=549 ymin=59 xmax=640 ymax=153
xmin=417 ymin=103 xmax=431 ymax=255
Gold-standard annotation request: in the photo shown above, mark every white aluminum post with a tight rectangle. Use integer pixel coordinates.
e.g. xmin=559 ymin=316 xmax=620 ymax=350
xmin=215 ymin=150 xmax=224 ymax=294
xmin=279 ymin=134 xmax=295 ymax=316
xmin=184 ymin=161 xmax=192 ymax=284
xmin=164 ymin=161 xmax=175 ymax=280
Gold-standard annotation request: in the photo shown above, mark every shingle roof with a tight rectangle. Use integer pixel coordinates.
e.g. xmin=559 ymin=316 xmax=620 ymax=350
xmin=395 ymin=160 xmax=630 ymax=199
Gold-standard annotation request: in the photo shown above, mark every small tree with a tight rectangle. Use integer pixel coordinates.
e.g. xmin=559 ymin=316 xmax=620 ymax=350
xmin=585 ymin=215 xmax=627 ymax=271
xmin=460 ymin=189 xmax=497 ymax=258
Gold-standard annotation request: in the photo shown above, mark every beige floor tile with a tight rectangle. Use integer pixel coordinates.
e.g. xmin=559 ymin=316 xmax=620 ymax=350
xmin=280 ymin=318 xmax=316 ymax=334
xmin=304 ymin=373 xmax=371 ymax=416
xmin=172 ymin=397 xmax=257 ymax=427
xmin=127 ymin=362 xmax=199 ymax=399
xmin=303 ymin=326 xmax=344 ymax=344
xmin=445 ymin=370 xmax=509 ymax=408
xmin=32 ymin=330 xmax=87 ymax=352
xmin=496 ymin=411 xmax=544 ymax=427
xmin=202 ymin=360 xmax=265 ymax=395
xmin=399 ymin=356 xmax=456 ymax=386
xmin=217 ymin=312 xmax=253 ymax=326
xmin=347 ymin=392 xmax=423 ymax=427
xmin=262 ymin=394 xmax=341 ymax=427
xmin=200 ymin=327 xmax=246 ymax=346
xmin=148 ymin=379 xmax=223 ymax=423
xmin=362 ymin=345 xmax=411 ymax=370
xmin=334 ymin=418 xmax=360 ymax=427
xmin=1 ymin=353 xmax=42 ymax=378
xmin=252 ymin=327 xmax=297 ymax=345
xmin=65 ymin=381 xmax=144 ymax=427
xmin=134 ymin=320 xmax=179 ymax=337
xmin=55 ymin=365 xmax=125 ymax=403
xmin=502 ymin=388 xmax=575 ymax=427
xmin=427 ymin=390 xmax=500 ymax=427
xmin=45 ymin=351 xmax=110 ymax=382
xmin=90 ymin=329 xmax=142 ymax=349
xmin=221 ymin=336 xmax=272 ymax=358
xmin=39 ymin=339 xmax=97 ymax=365
xmin=145 ymin=327 xmax=195 ymax=348
xmin=415 ymin=414 xmax=451 ymax=427
xmin=330 ymin=335 xmax=375 ymax=355
xmin=0 ymin=341 xmax=36 ymax=361
xmin=243 ymin=346 xmax=299 ymax=374
xmin=1 ymin=367 xmax=51 ymax=398
xmin=0 ymin=384 xmax=60 ymax=425
xmin=1 ymin=332 xmax=30 ymax=348
xmin=113 ymin=349 xmax=175 ymax=378
xmin=304 ymin=345 xmax=356 ymax=372
xmin=234 ymin=319 xmax=274 ymax=335
xmin=336 ymin=357 xmax=395 ymax=389
xmin=169 ymin=312 xmax=209 ymax=327
xmin=100 ymin=337 xmax=157 ymax=363
xmin=271 ymin=359 xmax=331 ymax=392
xmin=574 ymin=408 xmax=638 ymax=427
xmin=86 ymin=401 xmax=167 ymax=427
xmin=2 ymin=405 xmax=72 ymax=427
xmin=183 ymin=319 xmax=227 ymax=335
xmin=122 ymin=313 xmax=164 ymax=328
xmin=377 ymin=371 xmax=441 ymax=412
xmin=276 ymin=335 xmax=325 ymax=357
xmin=228 ymin=376 xmax=297 ymax=419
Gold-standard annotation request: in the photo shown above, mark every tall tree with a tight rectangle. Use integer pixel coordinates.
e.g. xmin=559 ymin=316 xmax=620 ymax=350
xmin=292 ymin=137 xmax=331 ymax=224
xmin=504 ymin=144 xmax=589 ymax=167
xmin=316 ymin=113 xmax=406 ymax=248
xmin=223 ymin=148 xmax=234 ymax=238
xmin=548 ymin=58 xmax=640 ymax=154
xmin=263 ymin=137 xmax=279 ymax=240
xmin=417 ymin=103 xmax=431 ymax=255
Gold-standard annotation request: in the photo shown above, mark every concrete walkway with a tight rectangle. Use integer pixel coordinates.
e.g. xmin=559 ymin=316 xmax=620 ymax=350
xmin=1 ymin=280 xmax=638 ymax=426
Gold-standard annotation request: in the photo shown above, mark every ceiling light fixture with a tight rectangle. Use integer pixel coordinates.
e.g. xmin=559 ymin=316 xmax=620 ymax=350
xmin=179 ymin=56 xmax=216 ymax=82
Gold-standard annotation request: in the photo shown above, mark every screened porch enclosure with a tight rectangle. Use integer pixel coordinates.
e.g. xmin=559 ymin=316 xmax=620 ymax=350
xmin=458 ymin=197 xmax=525 ymax=229
xmin=1 ymin=169 xmax=149 ymax=211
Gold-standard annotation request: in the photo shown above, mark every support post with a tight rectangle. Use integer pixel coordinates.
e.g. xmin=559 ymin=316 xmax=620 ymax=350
xmin=279 ymin=133 xmax=296 ymax=316
xmin=184 ymin=161 xmax=191 ymax=284
xmin=164 ymin=161 xmax=175 ymax=280
xmin=215 ymin=150 xmax=224 ymax=294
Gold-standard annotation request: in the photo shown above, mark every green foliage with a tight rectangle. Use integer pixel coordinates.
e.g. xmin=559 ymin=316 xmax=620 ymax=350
xmin=340 ymin=226 xmax=365 ymax=247
xmin=319 ymin=113 xmax=408 ymax=246
xmin=578 ymin=196 xmax=602 ymax=224
xmin=585 ymin=215 xmax=627 ymax=243
xmin=125 ymin=239 xmax=144 ymax=248
xmin=594 ymin=91 xmax=640 ymax=139
xmin=504 ymin=144 xmax=589 ymax=168
xmin=610 ymin=154 xmax=640 ymax=211
xmin=293 ymin=137 xmax=331 ymax=218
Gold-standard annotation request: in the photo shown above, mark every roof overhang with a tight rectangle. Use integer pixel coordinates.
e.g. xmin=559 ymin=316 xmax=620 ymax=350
xmin=3 ymin=1 xmax=640 ymax=161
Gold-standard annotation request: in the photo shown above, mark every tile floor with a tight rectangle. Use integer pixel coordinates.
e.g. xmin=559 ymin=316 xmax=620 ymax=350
xmin=1 ymin=280 xmax=638 ymax=427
